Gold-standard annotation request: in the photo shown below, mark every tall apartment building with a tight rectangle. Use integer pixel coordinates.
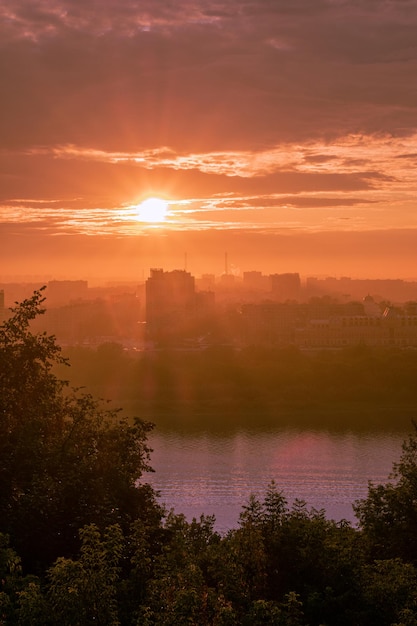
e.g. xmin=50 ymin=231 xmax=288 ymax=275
xmin=243 ymin=271 xmax=269 ymax=292
xmin=145 ymin=269 xmax=196 ymax=340
xmin=270 ymin=273 xmax=301 ymax=302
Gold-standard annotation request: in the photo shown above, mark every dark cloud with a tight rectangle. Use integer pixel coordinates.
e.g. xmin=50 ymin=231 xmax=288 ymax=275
xmin=224 ymin=196 xmax=376 ymax=209
xmin=395 ymin=152 xmax=417 ymax=160
xmin=1 ymin=0 xmax=417 ymax=153
xmin=303 ymin=154 xmax=339 ymax=164
xmin=0 ymin=150 xmax=380 ymax=202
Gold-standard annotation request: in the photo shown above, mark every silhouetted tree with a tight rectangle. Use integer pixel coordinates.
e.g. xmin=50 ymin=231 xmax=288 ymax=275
xmin=355 ymin=424 xmax=417 ymax=564
xmin=0 ymin=288 xmax=160 ymax=572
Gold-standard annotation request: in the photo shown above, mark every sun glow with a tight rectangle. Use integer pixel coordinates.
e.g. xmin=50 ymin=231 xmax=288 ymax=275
xmin=136 ymin=197 xmax=169 ymax=223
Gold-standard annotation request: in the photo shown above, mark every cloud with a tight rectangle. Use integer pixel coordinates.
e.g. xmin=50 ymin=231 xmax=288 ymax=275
xmin=2 ymin=0 xmax=417 ymax=153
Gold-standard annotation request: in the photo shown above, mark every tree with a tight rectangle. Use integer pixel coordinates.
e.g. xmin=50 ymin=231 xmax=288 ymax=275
xmin=360 ymin=559 xmax=417 ymax=626
xmin=354 ymin=425 xmax=417 ymax=564
xmin=0 ymin=288 xmax=160 ymax=572
xmin=47 ymin=524 xmax=123 ymax=626
xmin=135 ymin=512 xmax=224 ymax=625
xmin=0 ymin=532 xmax=23 ymax=624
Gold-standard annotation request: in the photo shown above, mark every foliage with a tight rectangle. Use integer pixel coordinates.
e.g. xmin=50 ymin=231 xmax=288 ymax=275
xmin=0 ymin=533 xmax=22 ymax=625
xmin=47 ymin=524 xmax=123 ymax=625
xmin=0 ymin=288 xmax=159 ymax=572
xmin=360 ymin=558 xmax=417 ymax=626
xmin=355 ymin=424 xmax=417 ymax=564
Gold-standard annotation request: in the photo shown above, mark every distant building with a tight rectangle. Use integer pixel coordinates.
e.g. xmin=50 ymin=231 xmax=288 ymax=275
xmin=47 ymin=280 xmax=88 ymax=306
xmin=305 ymin=276 xmax=417 ymax=303
xmin=219 ymin=273 xmax=237 ymax=288
xmin=270 ymin=273 xmax=301 ymax=302
xmin=295 ymin=311 xmax=417 ymax=348
xmin=197 ymin=274 xmax=216 ymax=291
xmin=31 ymin=293 xmax=142 ymax=345
xmin=243 ymin=271 xmax=269 ymax=291
xmin=240 ymin=301 xmax=305 ymax=346
xmin=145 ymin=269 xmax=196 ymax=340
xmin=363 ymin=295 xmax=382 ymax=317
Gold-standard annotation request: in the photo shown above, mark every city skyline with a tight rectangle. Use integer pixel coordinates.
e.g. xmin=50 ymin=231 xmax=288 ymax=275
xmin=2 ymin=1 xmax=417 ymax=280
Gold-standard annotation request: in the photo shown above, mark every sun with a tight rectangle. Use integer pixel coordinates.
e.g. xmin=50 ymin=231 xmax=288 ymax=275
xmin=136 ymin=197 xmax=169 ymax=223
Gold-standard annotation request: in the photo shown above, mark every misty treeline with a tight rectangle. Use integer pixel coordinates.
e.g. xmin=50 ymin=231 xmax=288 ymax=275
xmin=59 ymin=339 xmax=417 ymax=430
xmin=3 ymin=291 xmax=417 ymax=625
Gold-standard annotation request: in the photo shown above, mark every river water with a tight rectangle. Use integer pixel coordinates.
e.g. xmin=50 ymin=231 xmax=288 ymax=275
xmin=147 ymin=428 xmax=407 ymax=533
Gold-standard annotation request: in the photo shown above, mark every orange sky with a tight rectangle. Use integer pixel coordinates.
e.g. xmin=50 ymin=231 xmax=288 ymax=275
xmin=2 ymin=1 xmax=417 ymax=282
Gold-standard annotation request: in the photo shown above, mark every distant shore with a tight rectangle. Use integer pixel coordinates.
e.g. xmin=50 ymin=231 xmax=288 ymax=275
xmin=57 ymin=344 xmax=417 ymax=433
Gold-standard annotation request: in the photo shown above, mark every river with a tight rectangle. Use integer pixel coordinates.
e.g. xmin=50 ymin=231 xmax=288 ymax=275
xmin=147 ymin=428 xmax=407 ymax=533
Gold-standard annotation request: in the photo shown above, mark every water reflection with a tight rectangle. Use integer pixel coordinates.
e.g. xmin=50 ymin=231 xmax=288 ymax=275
xmin=147 ymin=428 xmax=406 ymax=533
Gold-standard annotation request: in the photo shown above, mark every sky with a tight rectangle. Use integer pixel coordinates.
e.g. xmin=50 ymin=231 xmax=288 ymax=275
xmin=2 ymin=0 xmax=417 ymax=283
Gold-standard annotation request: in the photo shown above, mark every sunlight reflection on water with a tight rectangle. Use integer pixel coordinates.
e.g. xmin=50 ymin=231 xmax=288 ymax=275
xmin=147 ymin=429 xmax=406 ymax=533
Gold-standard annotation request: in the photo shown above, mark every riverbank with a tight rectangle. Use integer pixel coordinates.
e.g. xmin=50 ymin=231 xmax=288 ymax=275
xmin=57 ymin=343 xmax=417 ymax=432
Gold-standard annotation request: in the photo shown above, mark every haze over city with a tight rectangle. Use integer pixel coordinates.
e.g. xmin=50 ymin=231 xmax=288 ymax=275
xmin=2 ymin=0 xmax=417 ymax=281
